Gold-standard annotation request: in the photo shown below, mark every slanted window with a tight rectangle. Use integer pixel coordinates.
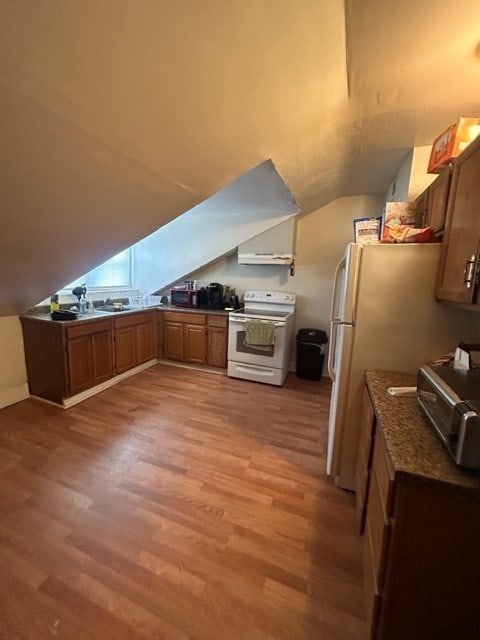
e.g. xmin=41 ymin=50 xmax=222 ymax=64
xmin=62 ymin=249 xmax=133 ymax=292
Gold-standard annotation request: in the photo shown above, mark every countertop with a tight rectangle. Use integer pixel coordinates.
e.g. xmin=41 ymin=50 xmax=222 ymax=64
xmin=365 ymin=368 xmax=480 ymax=496
xmin=21 ymin=305 xmax=231 ymax=324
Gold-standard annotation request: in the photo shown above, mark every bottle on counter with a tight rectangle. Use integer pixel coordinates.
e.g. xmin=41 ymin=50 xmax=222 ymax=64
xmin=79 ymin=297 xmax=87 ymax=315
xmin=50 ymin=294 xmax=59 ymax=312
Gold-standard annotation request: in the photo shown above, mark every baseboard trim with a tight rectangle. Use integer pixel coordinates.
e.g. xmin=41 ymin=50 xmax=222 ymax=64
xmin=31 ymin=359 xmax=158 ymax=409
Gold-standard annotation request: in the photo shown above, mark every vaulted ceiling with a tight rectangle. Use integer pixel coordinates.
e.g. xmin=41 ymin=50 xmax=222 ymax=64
xmin=1 ymin=0 xmax=480 ymax=315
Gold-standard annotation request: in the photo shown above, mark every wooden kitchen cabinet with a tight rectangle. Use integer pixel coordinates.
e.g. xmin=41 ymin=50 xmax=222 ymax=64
xmin=156 ymin=309 xmax=164 ymax=358
xmin=425 ymin=166 xmax=451 ymax=234
xmin=361 ymin=373 xmax=480 ymax=640
xmin=163 ymin=321 xmax=184 ymax=361
xmin=413 ymin=187 xmax=429 ymax=228
xmin=184 ymin=323 xmax=206 ymax=364
xmin=113 ymin=311 xmax=156 ymax=373
xmin=21 ymin=309 xmax=157 ymax=405
xmin=414 ymin=166 xmax=451 ymax=234
xmin=436 ymin=134 xmax=480 ymax=304
xmin=162 ymin=310 xmax=228 ymax=367
xmin=20 ymin=315 xmax=114 ymax=403
xmin=206 ymin=315 xmax=228 ymax=368
xmin=354 ymin=386 xmax=376 ymax=534
xmin=163 ymin=311 xmax=206 ymax=364
xmin=66 ymin=319 xmax=113 ymax=394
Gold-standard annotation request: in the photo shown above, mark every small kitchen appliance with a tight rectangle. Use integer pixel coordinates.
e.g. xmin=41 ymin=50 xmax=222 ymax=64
xmin=206 ymin=283 xmax=224 ymax=309
xmin=417 ymin=364 xmax=480 ymax=470
xmin=170 ymin=287 xmax=199 ymax=308
xmin=228 ymin=290 xmax=296 ymax=386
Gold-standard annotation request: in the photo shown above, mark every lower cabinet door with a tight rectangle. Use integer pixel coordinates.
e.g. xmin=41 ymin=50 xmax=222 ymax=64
xmin=114 ymin=327 xmax=137 ymax=373
xmin=67 ymin=335 xmax=94 ymax=395
xmin=164 ymin=322 xmax=184 ymax=361
xmin=207 ymin=326 xmax=227 ymax=367
xmin=184 ymin=324 xmax=206 ymax=364
xmin=91 ymin=330 xmax=114 ymax=384
xmin=136 ymin=322 xmax=155 ymax=364
xmin=363 ymin=519 xmax=382 ymax=639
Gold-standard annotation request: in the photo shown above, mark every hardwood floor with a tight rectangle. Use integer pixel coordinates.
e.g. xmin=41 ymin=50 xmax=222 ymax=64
xmin=0 ymin=364 xmax=365 ymax=640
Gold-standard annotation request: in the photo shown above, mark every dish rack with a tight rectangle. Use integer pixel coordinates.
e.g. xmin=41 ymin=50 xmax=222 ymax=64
xmin=128 ymin=295 xmax=162 ymax=307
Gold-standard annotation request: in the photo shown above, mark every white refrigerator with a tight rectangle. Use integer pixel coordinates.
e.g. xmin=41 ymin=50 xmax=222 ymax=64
xmin=326 ymin=242 xmax=479 ymax=491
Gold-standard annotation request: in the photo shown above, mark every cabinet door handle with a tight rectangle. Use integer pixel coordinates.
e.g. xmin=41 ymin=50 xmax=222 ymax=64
xmin=464 ymin=255 xmax=476 ymax=288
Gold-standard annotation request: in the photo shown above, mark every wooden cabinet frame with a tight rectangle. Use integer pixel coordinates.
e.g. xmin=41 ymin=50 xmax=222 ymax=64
xmin=360 ymin=381 xmax=480 ymax=639
xmin=162 ymin=311 xmax=228 ymax=368
xmin=20 ymin=311 xmax=156 ymax=404
xmin=113 ymin=311 xmax=156 ymax=373
xmin=436 ymin=135 xmax=480 ymax=304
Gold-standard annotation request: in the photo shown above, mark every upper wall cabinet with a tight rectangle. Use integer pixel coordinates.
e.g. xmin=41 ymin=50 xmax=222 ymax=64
xmin=436 ymin=135 xmax=480 ymax=306
xmin=414 ymin=166 xmax=451 ymax=235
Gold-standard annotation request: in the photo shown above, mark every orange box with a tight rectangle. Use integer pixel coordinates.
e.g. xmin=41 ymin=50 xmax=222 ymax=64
xmin=428 ymin=117 xmax=480 ymax=173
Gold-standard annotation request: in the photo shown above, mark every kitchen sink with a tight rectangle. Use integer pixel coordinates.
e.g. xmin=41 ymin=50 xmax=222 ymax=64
xmin=96 ymin=304 xmax=132 ymax=312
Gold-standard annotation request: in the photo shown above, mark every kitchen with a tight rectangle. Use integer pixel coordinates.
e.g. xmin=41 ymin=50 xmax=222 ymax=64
xmin=2 ymin=2 xmax=480 ymax=639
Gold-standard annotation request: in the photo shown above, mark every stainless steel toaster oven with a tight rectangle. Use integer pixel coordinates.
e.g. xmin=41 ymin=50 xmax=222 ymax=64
xmin=417 ymin=365 xmax=480 ymax=470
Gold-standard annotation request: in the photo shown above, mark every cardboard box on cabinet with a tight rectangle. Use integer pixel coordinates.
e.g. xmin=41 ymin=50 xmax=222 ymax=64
xmin=428 ymin=117 xmax=480 ymax=173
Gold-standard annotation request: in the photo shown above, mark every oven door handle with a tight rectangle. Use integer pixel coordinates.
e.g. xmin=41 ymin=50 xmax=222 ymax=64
xmin=229 ymin=318 xmax=284 ymax=327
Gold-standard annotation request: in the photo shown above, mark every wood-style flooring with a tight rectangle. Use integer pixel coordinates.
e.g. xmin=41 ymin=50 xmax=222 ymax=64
xmin=0 ymin=364 xmax=365 ymax=640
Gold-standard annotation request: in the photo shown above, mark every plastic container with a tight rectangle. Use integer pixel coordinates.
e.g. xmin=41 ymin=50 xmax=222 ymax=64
xmin=50 ymin=294 xmax=60 ymax=313
xmin=296 ymin=328 xmax=328 ymax=381
xmin=79 ymin=298 xmax=87 ymax=315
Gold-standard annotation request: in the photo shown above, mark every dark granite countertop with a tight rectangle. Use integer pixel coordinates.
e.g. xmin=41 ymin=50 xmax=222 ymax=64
xmin=21 ymin=305 xmax=231 ymax=324
xmin=365 ymin=369 xmax=480 ymax=496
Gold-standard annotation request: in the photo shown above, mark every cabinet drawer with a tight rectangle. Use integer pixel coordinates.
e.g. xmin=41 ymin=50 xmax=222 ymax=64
xmin=373 ymin=435 xmax=395 ymax=518
xmin=367 ymin=467 xmax=391 ymax=590
xmin=361 ymin=387 xmax=376 ymax=441
xmin=207 ymin=314 xmax=228 ymax=328
xmin=363 ymin=519 xmax=382 ymax=639
xmin=65 ymin=318 xmax=112 ymax=339
xmin=355 ymin=466 xmax=367 ymax=532
xmin=113 ymin=311 xmax=155 ymax=329
xmin=163 ymin=311 xmax=205 ymax=325
xmin=358 ymin=425 xmax=372 ymax=475
xmin=356 ymin=435 xmax=370 ymax=502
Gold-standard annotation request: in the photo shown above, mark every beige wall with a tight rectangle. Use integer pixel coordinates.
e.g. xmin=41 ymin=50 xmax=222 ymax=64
xmin=191 ymin=194 xmax=384 ymax=365
xmin=0 ymin=316 xmax=29 ymax=409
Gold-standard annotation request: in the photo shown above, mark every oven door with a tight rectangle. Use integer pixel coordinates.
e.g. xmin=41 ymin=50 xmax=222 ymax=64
xmin=228 ymin=316 xmax=287 ymax=368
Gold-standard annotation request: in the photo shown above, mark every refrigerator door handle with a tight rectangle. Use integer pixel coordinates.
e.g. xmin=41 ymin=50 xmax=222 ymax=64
xmin=330 ymin=256 xmax=346 ymax=323
xmin=328 ymin=318 xmax=341 ymax=380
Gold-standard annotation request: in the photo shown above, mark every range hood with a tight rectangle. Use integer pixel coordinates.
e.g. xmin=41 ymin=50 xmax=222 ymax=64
xmin=237 ymin=252 xmax=294 ymax=265
xmin=237 ymin=218 xmax=296 ymax=266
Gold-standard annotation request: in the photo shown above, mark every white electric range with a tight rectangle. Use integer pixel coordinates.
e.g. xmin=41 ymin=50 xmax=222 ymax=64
xmin=227 ymin=290 xmax=296 ymax=386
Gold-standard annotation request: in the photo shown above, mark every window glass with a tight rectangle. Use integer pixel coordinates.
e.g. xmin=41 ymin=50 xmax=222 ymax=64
xmin=63 ymin=249 xmax=132 ymax=291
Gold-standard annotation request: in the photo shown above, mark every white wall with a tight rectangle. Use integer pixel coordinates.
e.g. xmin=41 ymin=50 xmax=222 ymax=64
xmin=385 ymin=146 xmax=436 ymax=202
xmin=133 ymin=160 xmax=299 ymax=295
xmin=188 ymin=194 xmax=385 ymax=365
xmin=0 ymin=316 xmax=29 ymax=409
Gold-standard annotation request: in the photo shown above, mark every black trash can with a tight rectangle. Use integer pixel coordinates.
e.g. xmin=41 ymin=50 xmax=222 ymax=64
xmin=296 ymin=328 xmax=328 ymax=380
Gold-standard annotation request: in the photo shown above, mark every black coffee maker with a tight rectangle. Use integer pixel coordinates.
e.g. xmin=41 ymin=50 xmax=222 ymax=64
xmin=206 ymin=283 xmax=224 ymax=309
